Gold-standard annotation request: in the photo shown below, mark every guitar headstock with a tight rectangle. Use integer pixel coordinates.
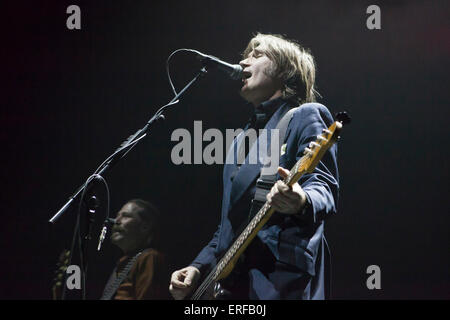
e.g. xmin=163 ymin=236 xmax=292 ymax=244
xmin=301 ymin=121 xmax=342 ymax=173
xmin=289 ymin=112 xmax=349 ymax=179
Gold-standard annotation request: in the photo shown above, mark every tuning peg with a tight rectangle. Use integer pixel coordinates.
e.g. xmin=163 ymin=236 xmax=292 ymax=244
xmin=309 ymin=142 xmax=320 ymax=148
xmin=303 ymin=147 xmax=312 ymax=155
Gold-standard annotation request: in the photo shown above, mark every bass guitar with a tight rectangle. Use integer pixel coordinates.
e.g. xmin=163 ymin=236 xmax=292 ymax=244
xmin=190 ymin=112 xmax=349 ymax=300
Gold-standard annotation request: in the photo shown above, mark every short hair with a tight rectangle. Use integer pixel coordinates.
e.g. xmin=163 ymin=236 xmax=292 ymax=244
xmin=127 ymin=199 xmax=161 ymax=245
xmin=242 ymin=33 xmax=320 ymax=104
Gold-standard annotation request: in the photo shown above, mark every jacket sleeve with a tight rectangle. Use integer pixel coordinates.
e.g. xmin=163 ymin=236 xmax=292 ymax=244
xmin=290 ymin=103 xmax=339 ymax=223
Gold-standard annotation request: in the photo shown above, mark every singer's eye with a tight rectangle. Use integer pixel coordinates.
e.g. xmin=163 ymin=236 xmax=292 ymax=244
xmin=253 ymin=49 xmax=263 ymax=57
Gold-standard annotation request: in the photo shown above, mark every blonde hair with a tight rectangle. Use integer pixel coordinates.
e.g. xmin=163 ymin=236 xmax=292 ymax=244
xmin=242 ymin=33 xmax=320 ymax=104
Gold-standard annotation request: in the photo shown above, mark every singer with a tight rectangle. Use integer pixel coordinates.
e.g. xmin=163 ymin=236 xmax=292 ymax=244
xmin=170 ymin=33 xmax=339 ymax=300
xmin=101 ymin=199 xmax=170 ymax=300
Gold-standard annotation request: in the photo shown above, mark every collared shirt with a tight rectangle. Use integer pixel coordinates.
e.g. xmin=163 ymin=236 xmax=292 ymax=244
xmin=230 ymin=97 xmax=287 ymax=183
xmin=248 ymin=97 xmax=286 ymax=131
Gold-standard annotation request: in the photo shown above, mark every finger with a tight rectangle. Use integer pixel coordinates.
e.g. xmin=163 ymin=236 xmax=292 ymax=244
xmin=273 ymin=189 xmax=292 ymax=201
xmin=277 ymin=187 xmax=300 ymax=201
xmin=171 ymin=272 xmax=188 ymax=288
xmin=277 ymin=167 xmax=290 ymax=178
xmin=267 ymin=187 xmax=277 ymax=204
xmin=171 ymin=270 xmax=183 ymax=281
xmin=266 ymin=192 xmax=271 ymax=203
xmin=169 ymin=287 xmax=184 ymax=300
xmin=271 ymin=199 xmax=288 ymax=212
xmin=271 ymin=193 xmax=292 ymax=209
xmin=171 ymin=278 xmax=188 ymax=288
xmin=268 ymin=183 xmax=289 ymax=203
xmin=184 ymin=269 xmax=198 ymax=286
xmin=180 ymin=269 xmax=188 ymax=276
xmin=276 ymin=180 xmax=290 ymax=194
xmin=274 ymin=188 xmax=302 ymax=209
xmin=266 ymin=185 xmax=274 ymax=201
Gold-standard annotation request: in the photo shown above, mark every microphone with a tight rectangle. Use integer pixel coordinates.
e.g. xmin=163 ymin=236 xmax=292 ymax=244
xmin=97 ymin=218 xmax=116 ymax=251
xmin=105 ymin=218 xmax=116 ymax=224
xmin=195 ymin=51 xmax=243 ymax=80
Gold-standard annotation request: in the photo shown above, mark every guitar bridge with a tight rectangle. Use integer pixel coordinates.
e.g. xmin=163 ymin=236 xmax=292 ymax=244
xmin=213 ymin=282 xmax=231 ymax=300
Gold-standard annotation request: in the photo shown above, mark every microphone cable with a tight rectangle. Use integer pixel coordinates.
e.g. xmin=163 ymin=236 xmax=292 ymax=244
xmin=166 ymin=48 xmax=205 ymax=97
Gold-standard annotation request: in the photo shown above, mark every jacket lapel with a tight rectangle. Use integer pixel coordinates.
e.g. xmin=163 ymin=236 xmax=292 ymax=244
xmin=228 ymin=102 xmax=291 ymax=212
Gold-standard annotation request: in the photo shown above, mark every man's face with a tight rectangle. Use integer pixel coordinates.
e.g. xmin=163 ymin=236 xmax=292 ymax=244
xmin=239 ymin=46 xmax=283 ymax=106
xmin=111 ymin=202 xmax=149 ymax=254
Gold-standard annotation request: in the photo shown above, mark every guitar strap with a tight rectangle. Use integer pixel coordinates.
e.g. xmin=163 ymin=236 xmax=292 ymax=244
xmin=100 ymin=250 xmax=147 ymax=300
xmin=247 ymin=105 xmax=300 ymax=222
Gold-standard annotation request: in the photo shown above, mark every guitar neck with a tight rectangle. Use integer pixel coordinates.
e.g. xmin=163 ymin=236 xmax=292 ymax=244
xmin=191 ymin=161 xmax=307 ymax=300
xmin=190 ymin=119 xmax=343 ymax=300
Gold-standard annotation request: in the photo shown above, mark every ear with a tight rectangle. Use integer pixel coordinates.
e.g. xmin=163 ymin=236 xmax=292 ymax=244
xmin=139 ymin=223 xmax=153 ymax=246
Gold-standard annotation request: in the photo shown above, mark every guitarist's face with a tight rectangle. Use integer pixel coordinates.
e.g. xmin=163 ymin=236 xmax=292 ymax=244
xmin=111 ymin=202 xmax=150 ymax=254
xmin=239 ymin=45 xmax=283 ymax=107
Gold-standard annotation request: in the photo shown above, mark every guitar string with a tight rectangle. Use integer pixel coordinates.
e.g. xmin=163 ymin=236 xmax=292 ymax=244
xmin=191 ymin=155 xmax=310 ymax=299
xmin=191 ymin=196 xmax=275 ymax=299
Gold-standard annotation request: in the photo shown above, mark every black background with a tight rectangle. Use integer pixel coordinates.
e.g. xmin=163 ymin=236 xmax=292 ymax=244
xmin=1 ymin=0 xmax=449 ymax=299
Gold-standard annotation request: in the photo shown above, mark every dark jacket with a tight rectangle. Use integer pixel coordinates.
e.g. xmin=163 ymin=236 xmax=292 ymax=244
xmin=191 ymin=100 xmax=339 ymax=299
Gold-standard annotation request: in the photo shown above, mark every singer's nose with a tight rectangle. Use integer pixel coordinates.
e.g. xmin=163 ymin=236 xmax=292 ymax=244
xmin=239 ymin=57 xmax=249 ymax=68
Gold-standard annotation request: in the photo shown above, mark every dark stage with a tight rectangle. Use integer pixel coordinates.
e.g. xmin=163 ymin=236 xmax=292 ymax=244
xmin=1 ymin=0 xmax=449 ymax=300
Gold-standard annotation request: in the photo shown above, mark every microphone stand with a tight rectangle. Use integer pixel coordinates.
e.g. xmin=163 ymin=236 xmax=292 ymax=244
xmin=49 ymin=66 xmax=208 ymax=299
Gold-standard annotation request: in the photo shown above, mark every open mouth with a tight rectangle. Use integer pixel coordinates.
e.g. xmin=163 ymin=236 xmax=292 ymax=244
xmin=242 ymin=71 xmax=252 ymax=83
